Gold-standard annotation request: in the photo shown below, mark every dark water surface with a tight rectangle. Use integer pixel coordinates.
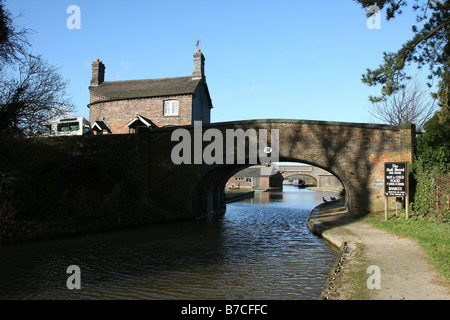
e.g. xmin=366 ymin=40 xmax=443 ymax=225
xmin=0 ymin=186 xmax=339 ymax=300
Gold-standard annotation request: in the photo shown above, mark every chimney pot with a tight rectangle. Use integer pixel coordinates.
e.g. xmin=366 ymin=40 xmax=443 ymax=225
xmin=91 ymin=59 xmax=105 ymax=86
xmin=193 ymin=50 xmax=205 ymax=79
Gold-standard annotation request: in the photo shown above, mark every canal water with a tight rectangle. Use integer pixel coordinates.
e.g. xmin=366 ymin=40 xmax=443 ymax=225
xmin=0 ymin=186 xmax=339 ymax=300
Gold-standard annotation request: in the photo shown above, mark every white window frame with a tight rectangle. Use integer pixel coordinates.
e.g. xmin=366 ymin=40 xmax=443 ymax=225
xmin=164 ymin=100 xmax=179 ymax=116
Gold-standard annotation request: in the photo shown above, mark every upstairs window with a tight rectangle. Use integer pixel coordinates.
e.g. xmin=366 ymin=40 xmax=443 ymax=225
xmin=164 ymin=100 xmax=179 ymax=116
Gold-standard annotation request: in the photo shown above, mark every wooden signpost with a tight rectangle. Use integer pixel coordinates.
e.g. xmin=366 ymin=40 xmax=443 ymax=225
xmin=384 ymin=162 xmax=409 ymax=220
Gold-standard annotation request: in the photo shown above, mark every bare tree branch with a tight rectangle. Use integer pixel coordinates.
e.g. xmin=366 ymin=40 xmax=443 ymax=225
xmin=367 ymin=79 xmax=438 ymax=130
xmin=0 ymin=55 xmax=74 ymax=134
xmin=0 ymin=0 xmax=30 ymax=68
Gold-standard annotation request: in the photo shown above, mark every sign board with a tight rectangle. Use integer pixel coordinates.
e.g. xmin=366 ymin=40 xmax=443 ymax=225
xmin=384 ymin=162 xmax=407 ymax=197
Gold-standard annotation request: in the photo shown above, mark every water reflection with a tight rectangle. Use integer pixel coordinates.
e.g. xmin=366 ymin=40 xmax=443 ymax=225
xmin=0 ymin=186 xmax=338 ymax=300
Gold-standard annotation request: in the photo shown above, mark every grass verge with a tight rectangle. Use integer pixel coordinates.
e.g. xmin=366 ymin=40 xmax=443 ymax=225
xmin=322 ymin=242 xmax=370 ymax=300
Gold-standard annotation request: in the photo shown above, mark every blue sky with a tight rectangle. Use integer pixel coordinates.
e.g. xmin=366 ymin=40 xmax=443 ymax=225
xmin=6 ymin=0 xmax=425 ymax=124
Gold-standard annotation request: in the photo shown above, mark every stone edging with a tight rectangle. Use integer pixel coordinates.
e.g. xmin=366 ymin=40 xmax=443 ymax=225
xmin=306 ymin=202 xmax=356 ymax=300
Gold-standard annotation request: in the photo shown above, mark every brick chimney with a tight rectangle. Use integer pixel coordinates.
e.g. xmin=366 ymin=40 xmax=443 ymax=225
xmin=91 ymin=59 xmax=105 ymax=86
xmin=192 ymin=50 xmax=205 ymax=80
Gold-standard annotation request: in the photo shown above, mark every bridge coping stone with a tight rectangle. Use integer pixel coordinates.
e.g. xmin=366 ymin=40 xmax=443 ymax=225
xmin=145 ymin=119 xmax=402 ymax=133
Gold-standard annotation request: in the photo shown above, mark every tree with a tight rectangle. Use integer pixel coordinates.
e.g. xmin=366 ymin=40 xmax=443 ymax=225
xmin=0 ymin=54 xmax=74 ymax=134
xmin=0 ymin=0 xmax=29 ymax=68
xmin=354 ymin=0 xmax=449 ymax=110
xmin=356 ymin=0 xmax=449 ymax=175
xmin=367 ymin=80 xmax=438 ymax=130
xmin=0 ymin=0 xmax=73 ymax=134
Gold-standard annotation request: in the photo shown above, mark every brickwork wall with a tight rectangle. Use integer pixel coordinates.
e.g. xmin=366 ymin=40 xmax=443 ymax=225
xmin=227 ymin=177 xmax=253 ymax=189
xmin=275 ymin=121 xmax=414 ymax=213
xmin=89 ymin=95 xmax=194 ymax=134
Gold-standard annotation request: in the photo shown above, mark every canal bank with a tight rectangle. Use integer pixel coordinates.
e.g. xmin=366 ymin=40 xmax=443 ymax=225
xmin=224 ymin=190 xmax=256 ymax=203
xmin=307 ymin=201 xmax=450 ymax=300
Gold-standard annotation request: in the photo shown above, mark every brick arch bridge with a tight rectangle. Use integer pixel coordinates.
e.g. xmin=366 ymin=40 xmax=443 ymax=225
xmin=63 ymin=119 xmax=414 ymax=222
xmin=278 ymin=165 xmax=326 ymax=187
xmin=283 ymin=172 xmax=318 ymax=184
xmin=278 ymin=165 xmax=343 ymax=189
xmin=138 ymin=119 xmax=413 ymax=220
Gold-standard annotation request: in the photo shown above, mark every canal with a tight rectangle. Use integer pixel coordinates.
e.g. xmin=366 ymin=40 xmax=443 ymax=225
xmin=0 ymin=186 xmax=339 ymax=300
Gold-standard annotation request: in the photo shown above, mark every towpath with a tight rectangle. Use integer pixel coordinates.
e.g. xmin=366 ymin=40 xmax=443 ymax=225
xmin=308 ymin=202 xmax=450 ymax=300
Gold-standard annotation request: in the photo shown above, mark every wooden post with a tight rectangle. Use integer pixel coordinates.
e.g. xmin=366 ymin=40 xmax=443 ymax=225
xmin=405 ymin=193 xmax=410 ymax=220
xmin=384 ymin=196 xmax=388 ymax=221
xmin=405 ymin=163 xmax=409 ymax=220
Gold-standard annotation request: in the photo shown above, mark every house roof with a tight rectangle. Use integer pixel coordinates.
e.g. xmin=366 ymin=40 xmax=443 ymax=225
xmin=89 ymin=76 xmax=203 ymax=105
xmin=126 ymin=114 xmax=156 ymax=128
xmin=92 ymin=120 xmax=111 ymax=132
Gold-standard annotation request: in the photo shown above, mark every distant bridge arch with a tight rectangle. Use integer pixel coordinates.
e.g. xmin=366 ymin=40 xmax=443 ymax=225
xmin=283 ymin=173 xmax=317 ymax=186
xmin=279 ymin=165 xmax=342 ymax=189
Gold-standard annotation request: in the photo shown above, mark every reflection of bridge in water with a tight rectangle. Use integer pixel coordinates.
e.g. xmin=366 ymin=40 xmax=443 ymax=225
xmin=241 ymin=185 xmax=340 ymax=205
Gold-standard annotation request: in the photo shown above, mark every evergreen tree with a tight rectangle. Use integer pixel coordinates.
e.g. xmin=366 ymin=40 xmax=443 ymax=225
xmin=354 ymin=1 xmax=449 ymax=110
xmin=355 ymin=0 xmax=449 ymax=173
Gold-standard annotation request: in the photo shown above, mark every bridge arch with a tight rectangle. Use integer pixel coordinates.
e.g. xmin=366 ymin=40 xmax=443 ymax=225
xmin=280 ymin=164 xmax=344 ymax=190
xmin=192 ymin=164 xmax=251 ymax=217
xmin=284 ymin=173 xmax=318 ymax=185
xmin=283 ymin=173 xmax=318 ymax=184
xmin=190 ymin=158 xmax=351 ymax=219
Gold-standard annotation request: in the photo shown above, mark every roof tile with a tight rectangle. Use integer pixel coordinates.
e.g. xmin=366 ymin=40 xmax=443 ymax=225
xmin=89 ymin=76 xmax=201 ymax=103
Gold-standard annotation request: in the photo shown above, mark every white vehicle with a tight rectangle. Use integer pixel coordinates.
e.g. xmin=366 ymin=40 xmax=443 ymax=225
xmin=37 ymin=117 xmax=93 ymax=136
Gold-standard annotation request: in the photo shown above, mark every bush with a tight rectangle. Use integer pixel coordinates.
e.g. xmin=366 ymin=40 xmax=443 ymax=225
xmin=411 ymin=110 xmax=450 ymax=221
xmin=412 ymin=169 xmax=449 ymax=221
xmin=415 ymin=113 xmax=450 ymax=174
xmin=412 ymin=170 xmax=435 ymax=217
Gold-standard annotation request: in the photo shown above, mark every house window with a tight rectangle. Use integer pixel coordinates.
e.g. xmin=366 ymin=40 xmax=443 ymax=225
xmin=246 ymin=178 xmax=252 ymax=183
xmin=164 ymin=100 xmax=179 ymax=116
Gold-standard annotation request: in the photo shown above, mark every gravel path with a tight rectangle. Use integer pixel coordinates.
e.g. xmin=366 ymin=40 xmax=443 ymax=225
xmin=308 ymin=202 xmax=450 ymax=300
xmin=343 ymin=219 xmax=449 ymax=300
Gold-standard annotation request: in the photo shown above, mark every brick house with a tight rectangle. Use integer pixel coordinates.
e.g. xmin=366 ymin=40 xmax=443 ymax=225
xmin=88 ymin=50 xmax=213 ymax=134
xmin=226 ymin=166 xmax=284 ymax=190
